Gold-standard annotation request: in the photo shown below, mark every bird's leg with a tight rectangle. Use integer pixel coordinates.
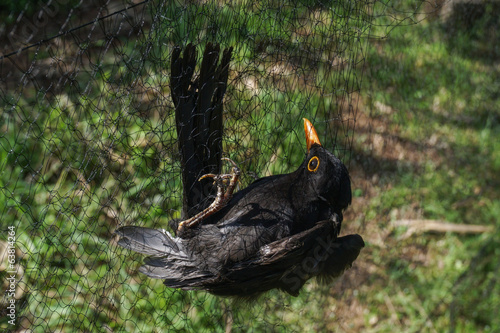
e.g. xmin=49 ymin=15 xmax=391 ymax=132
xmin=177 ymin=158 xmax=240 ymax=233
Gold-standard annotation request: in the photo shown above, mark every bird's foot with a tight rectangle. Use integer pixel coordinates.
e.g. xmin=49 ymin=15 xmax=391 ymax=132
xmin=177 ymin=158 xmax=240 ymax=234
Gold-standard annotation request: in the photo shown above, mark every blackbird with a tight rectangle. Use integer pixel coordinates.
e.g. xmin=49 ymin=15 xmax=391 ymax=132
xmin=115 ymin=119 xmax=364 ymax=297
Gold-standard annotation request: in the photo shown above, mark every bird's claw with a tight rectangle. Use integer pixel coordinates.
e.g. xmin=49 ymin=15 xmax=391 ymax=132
xmin=177 ymin=158 xmax=240 ymax=234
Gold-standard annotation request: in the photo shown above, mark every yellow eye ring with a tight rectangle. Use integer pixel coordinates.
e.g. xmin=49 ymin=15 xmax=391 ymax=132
xmin=307 ymin=156 xmax=320 ymax=172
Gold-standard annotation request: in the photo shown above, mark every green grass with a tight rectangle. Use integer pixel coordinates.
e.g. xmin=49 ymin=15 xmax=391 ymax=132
xmin=1 ymin=1 xmax=499 ymax=332
xmin=353 ymin=8 xmax=500 ymax=332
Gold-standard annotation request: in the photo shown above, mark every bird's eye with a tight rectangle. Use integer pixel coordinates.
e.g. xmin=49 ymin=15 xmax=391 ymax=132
xmin=307 ymin=156 xmax=320 ymax=172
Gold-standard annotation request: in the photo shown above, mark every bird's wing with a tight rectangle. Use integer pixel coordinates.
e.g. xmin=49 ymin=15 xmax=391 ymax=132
xmin=115 ymin=226 xmax=217 ymax=285
xmin=201 ymin=220 xmax=364 ymax=297
xmin=115 ymin=226 xmax=187 ymax=259
xmin=138 ymin=256 xmax=216 ymax=288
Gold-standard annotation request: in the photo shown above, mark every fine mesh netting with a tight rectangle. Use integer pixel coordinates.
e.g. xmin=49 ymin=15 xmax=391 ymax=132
xmin=4 ymin=0 xmax=496 ymax=332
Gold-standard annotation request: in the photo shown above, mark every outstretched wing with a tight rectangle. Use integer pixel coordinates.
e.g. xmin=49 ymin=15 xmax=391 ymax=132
xmin=115 ymin=226 xmax=215 ymax=285
xmin=115 ymin=226 xmax=183 ymax=257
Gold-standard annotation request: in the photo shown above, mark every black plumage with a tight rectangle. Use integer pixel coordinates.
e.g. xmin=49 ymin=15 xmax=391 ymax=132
xmin=115 ymin=119 xmax=364 ymax=297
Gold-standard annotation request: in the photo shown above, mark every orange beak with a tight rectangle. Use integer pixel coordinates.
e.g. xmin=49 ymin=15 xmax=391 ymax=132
xmin=303 ymin=118 xmax=322 ymax=152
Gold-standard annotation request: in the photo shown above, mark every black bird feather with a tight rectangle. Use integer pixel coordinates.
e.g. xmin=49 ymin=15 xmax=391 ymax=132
xmin=114 ymin=120 xmax=364 ymax=297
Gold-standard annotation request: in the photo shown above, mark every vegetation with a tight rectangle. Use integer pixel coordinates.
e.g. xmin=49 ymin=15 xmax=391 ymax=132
xmin=0 ymin=0 xmax=498 ymax=332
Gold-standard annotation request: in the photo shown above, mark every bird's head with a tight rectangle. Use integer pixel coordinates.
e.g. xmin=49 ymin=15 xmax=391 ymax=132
xmin=300 ymin=118 xmax=352 ymax=212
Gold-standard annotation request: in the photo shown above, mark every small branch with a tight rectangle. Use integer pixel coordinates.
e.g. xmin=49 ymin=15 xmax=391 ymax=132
xmin=393 ymin=219 xmax=494 ymax=238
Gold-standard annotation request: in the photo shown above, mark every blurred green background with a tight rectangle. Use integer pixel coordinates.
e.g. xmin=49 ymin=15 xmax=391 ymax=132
xmin=0 ymin=0 xmax=499 ymax=332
